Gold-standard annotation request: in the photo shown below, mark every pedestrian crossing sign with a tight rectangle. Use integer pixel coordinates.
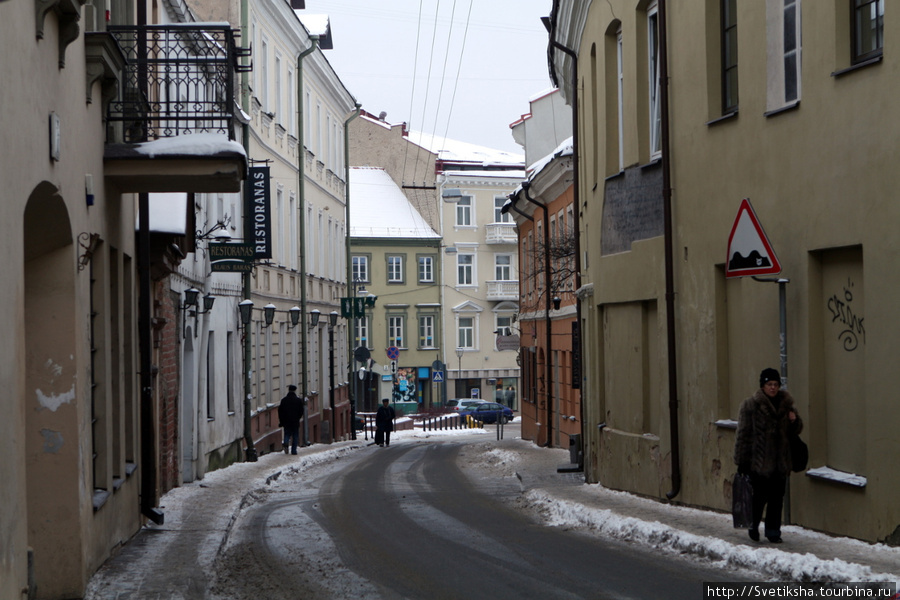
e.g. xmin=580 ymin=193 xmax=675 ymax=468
xmin=432 ymin=371 xmax=444 ymax=383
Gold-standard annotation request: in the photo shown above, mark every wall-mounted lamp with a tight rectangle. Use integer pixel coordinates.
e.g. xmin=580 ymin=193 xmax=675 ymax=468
xmin=288 ymin=306 xmax=301 ymax=328
xmin=262 ymin=304 xmax=276 ymax=328
xmin=200 ymin=293 xmax=216 ymax=314
xmin=309 ymin=309 xmax=321 ymax=327
xmin=328 ymin=311 xmax=339 ymax=327
xmin=553 ymin=296 xmax=562 ymax=310
xmin=181 ymin=288 xmax=200 ymax=338
xmin=239 ymin=299 xmax=254 ymax=327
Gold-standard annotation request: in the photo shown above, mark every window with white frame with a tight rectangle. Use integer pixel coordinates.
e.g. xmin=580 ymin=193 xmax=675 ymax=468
xmin=418 ymin=315 xmax=435 ymax=348
xmin=494 ymin=196 xmax=512 ymax=223
xmin=648 ymin=1 xmax=662 ymax=159
xmin=355 ymin=316 xmax=369 ymax=348
xmin=275 ymin=54 xmax=282 ymax=123
xmin=387 ymin=255 xmax=404 ymax=283
xmin=456 ymin=195 xmax=473 ymax=226
xmin=289 ymin=194 xmax=297 ymax=270
xmin=288 ymin=69 xmax=295 ymax=133
xmin=458 ymin=316 xmax=475 ymax=349
xmin=495 ymin=315 xmax=514 ymax=342
xmin=766 ymin=0 xmax=802 ymax=111
xmin=260 ymin=39 xmax=269 ymax=111
xmin=352 ymin=255 xmax=369 ymax=282
xmin=418 ymin=255 xmax=434 ymax=283
xmin=388 ymin=315 xmax=404 ymax=347
xmin=495 ymin=254 xmax=512 ymax=281
xmin=457 ymin=253 xmax=474 ymax=286
xmin=304 ymin=90 xmax=311 ymax=146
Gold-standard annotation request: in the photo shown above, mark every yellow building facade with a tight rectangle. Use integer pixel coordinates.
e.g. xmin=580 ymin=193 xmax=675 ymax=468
xmin=552 ymin=0 xmax=898 ymax=543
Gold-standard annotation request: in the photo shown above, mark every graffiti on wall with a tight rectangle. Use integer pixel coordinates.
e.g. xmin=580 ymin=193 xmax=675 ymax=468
xmin=827 ymin=278 xmax=865 ymax=351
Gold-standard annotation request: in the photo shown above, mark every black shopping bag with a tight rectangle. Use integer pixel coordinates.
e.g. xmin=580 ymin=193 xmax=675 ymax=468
xmin=732 ymin=473 xmax=754 ymax=528
xmin=790 ymin=434 xmax=808 ymax=472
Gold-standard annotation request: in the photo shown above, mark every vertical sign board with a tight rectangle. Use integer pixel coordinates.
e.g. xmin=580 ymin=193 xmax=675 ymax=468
xmin=725 ymin=198 xmax=782 ymax=278
xmin=245 ymin=166 xmax=272 ymax=259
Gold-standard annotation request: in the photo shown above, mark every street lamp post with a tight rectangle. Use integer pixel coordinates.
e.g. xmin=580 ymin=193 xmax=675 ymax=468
xmin=328 ymin=311 xmax=338 ymax=442
xmin=456 ymin=347 xmax=464 ymax=397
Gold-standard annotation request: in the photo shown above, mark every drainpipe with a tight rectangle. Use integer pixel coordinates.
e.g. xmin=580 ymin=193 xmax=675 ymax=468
xmin=521 ymin=181 xmax=554 ymax=447
xmin=344 ymin=103 xmax=361 ymax=439
xmin=298 ymin=37 xmax=319 ymax=446
xmin=137 ymin=0 xmax=163 ymax=523
xmin=240 ymin=0 xmax=257 ymax=462
xmin=659 ymin=0 xmax=681 ymax=500
xmin=547 ymin=7 xmax=582 ymax=461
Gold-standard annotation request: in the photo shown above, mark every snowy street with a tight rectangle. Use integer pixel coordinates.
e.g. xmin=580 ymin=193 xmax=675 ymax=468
xmin=85 ymin=425 xmax=900 ymax=599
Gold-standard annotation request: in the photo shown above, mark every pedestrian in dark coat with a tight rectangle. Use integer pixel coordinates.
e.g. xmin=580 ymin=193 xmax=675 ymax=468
xmin=734 ymin=368 xmax=802 ymax=543
xmin=375 ymin=399 xmax=396 ymax=447
xmin=278 ymin=385 xmax=303 ymax=455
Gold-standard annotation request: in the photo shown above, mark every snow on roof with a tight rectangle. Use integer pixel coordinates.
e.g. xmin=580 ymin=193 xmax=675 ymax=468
xmin=528 ymin=87 xmax=559 ymax=102
xmin=297 ymin=13 xmax=329 ymax=36
xmin=406 ymin=130 xmax=524 ymax=166
xmin=349 ymin=167 xmax=440 ymax=239
xmin=134 ymin=133 xmax=246 ymax=159
xmin=526 ymin=135 xmax=574 ymax=177
xmin=442 ymin=169 xmax=527 ymax=180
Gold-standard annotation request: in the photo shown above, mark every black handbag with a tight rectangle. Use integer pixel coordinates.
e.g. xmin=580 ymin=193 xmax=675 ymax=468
xmin=790 ymin=433 xmax=808 ymax=472
xmin=732 ymin=473 xmax=754 ymax=528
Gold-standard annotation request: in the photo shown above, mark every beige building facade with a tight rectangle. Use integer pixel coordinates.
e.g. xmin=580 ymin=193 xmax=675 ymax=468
xmin=551 ymin=0 xmax=899 ymax=543
xmin=1 ymin=0 xmax=247 ymax=597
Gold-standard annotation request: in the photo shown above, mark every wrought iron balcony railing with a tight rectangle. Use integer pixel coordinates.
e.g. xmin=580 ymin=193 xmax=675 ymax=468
xmin=107 ymin=24 xmax=250 ymax=143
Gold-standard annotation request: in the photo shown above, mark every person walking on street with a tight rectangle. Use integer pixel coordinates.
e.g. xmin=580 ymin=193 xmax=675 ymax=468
xmin=734 ymin=368 xmax=802 ymax=544
xmin=375 ymin=398 xmax=396 ymax=447
xmin=278 ymin=385 xmax=303 ymax=455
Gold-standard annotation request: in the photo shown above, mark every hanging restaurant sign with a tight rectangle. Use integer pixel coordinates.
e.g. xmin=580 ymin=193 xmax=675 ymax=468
xmin=244 ymin=166 xmax=272 ymax=259
xmin=209 ymin=242 xmax=255 ymax=272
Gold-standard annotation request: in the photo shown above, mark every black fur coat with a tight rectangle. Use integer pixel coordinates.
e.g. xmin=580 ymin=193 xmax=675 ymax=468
xmin=734 ymin=389 xmax=803 ymax=477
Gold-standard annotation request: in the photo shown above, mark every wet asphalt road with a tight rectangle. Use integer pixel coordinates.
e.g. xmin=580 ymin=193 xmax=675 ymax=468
xmin=219 ymin=440 xmax=741 ymax=600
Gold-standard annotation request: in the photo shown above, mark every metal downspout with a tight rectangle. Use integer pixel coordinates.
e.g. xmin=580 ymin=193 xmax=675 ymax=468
xmin=344 ymin=104 xmax=361 ymax=439
xmin=298 ymin=37 xmax=318 ymax=446
xmin=522 ymin=182 xmax=554 ymax=447
xmin=548 ymin=33 xmax=582 ymax=461
xmin=659 ymin=0 xmax=681 ymax=500
xmin=137 ymin=0 xmax=163 ymax=522
xmin=240 ymin=0 xmax=257 ymax=462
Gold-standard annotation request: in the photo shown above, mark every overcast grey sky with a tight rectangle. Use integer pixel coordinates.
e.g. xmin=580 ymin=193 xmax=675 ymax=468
xmin=305 ymin=0 xmax=553 ymax=154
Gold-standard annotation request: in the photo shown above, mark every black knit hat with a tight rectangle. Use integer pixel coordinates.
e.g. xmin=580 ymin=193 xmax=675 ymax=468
xmin=759 ymin=368 xmax=781 ymax=388
xmin=288 ymin=385 xmax=297 ymax=391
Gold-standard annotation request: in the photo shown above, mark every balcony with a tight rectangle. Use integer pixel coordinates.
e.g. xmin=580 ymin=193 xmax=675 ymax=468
xmin=485 ymin=222 xmax=517 ymax=244
xmin=486 ymin=280 xmax=519 ymax=301
xmin=103 ymin=24 xmax=250 ymax=193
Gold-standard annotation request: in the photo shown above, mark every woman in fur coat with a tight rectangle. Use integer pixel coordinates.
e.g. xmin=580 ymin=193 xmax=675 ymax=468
xmin=734 ymin=368 xmax=802 ymax=543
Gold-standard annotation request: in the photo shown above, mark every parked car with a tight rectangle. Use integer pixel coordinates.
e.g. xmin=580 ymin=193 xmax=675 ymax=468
xmin=446 ymin=398 xmax=487 ymax=411
xmin=459 ymin=402 xmax=514 ymax=424
xmin=354 ymin=415 xmax=365 ymax=431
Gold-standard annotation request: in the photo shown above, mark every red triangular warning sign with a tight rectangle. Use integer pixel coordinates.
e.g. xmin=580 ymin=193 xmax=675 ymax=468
xmin=725 ymin=198 xmax=782 ymax=278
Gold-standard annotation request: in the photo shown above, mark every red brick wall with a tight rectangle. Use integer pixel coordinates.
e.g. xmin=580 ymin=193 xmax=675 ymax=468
xmin=154 ymin=283 xmax=180 ymax=493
